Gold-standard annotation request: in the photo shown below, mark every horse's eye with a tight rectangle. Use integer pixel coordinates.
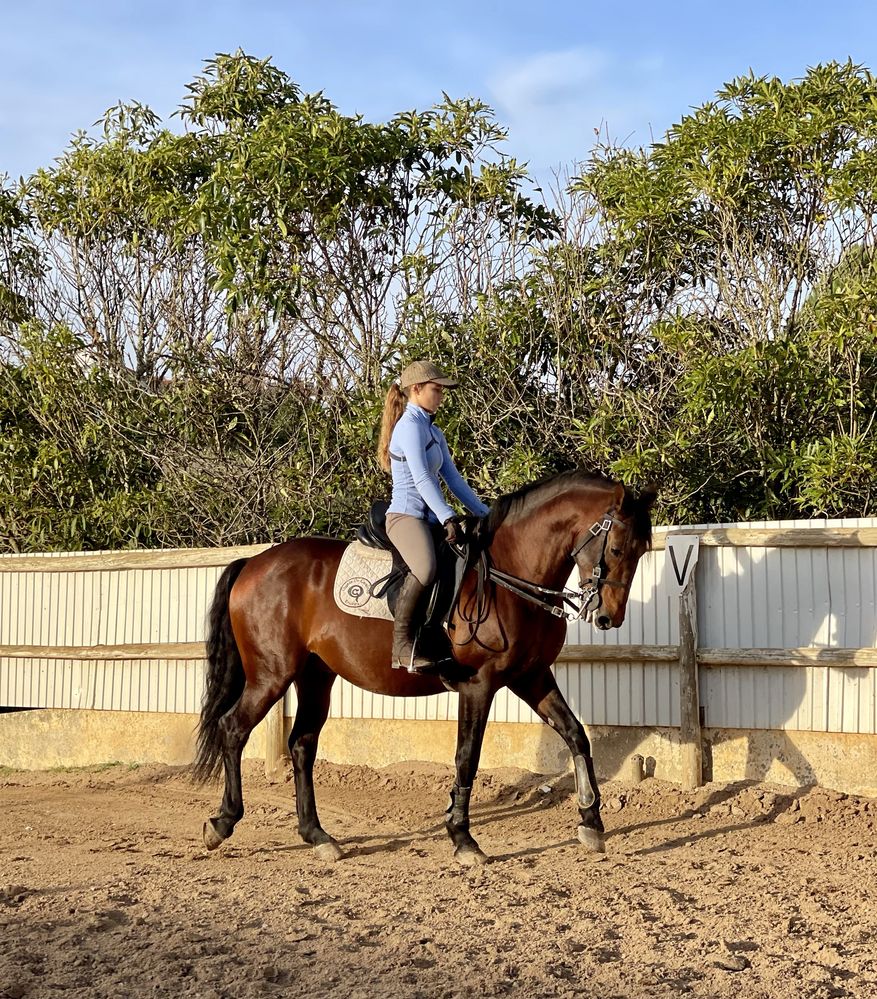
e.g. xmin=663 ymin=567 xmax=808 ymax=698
xmin=611 ymin=548 xmax=623 ymax=557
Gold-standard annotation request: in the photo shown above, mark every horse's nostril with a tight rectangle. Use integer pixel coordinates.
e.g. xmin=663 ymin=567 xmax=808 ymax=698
xmin=596 ymin=614 xmax=612 ymax=630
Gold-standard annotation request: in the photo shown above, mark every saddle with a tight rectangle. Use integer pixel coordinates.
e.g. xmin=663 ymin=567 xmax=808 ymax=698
xmin=356 ymin=500 xmax=465 ymax=628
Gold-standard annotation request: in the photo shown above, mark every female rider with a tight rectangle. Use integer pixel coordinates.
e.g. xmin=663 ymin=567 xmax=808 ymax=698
xmin=377 ymin=359 xmax=489 ymax=672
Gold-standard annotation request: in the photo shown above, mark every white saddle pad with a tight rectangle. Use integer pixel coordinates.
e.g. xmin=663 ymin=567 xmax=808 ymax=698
xmin=333 ymin=542 xmax=396 ymax=620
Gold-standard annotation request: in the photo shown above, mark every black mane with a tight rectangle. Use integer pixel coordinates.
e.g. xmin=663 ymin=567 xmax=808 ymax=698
xmin=486 ymin=469 xmax=653 ymax=547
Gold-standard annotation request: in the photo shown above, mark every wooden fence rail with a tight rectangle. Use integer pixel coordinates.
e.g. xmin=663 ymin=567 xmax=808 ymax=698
xmin=1 ymin=526 xmax=876 ymax=574
xmin=3 ymin=641 xmax=876 ymax=668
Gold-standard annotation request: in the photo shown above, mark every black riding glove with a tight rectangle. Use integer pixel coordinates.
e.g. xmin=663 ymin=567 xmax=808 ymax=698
xmin=443 ymin=516 xmax=464 ymax=545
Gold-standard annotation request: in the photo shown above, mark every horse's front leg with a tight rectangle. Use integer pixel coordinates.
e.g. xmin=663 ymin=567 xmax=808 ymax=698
xmin=510 ymin=668 xmax=605 ymax=853
xmin=446 ymin=681 xmax=495 ymax=866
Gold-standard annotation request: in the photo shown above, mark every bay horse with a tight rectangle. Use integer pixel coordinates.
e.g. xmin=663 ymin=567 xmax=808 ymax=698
xmin=193 ymin=471 xmax=655 ymax=865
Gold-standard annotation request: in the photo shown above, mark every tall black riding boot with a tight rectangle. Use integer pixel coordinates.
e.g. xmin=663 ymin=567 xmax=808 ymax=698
xmin=392 ymin=574 xmax=441 ymax=672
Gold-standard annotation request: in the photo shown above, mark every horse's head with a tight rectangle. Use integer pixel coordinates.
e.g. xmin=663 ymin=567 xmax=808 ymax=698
xmin=571 ymin=483 xmax=657 ymax=630
xmin=484 ymin=470 xmax=657 ymax=630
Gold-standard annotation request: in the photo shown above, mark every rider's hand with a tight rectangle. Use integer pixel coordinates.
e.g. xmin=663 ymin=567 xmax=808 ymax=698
xmin=443 ymin=516 xmax=464 ymax=545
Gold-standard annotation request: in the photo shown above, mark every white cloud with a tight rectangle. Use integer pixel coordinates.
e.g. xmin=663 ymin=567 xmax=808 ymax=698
xmin=483 ymin=46 xmax=677 ymax=179
xmin=489 ymin=47 xmax=612 ymax=115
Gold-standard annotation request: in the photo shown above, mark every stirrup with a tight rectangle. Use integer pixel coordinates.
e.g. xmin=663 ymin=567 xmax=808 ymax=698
xmin=402 ymin=655 xmax=454 ymax=675
xmin=391 ymin=648 xmax=453 ymax=674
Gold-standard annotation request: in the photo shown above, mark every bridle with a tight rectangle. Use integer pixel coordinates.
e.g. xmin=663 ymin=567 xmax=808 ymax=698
xmin=568 ymin=508 xmax=630 ymax=618
xmin=451 ymin=507 xmax=632 ymax=642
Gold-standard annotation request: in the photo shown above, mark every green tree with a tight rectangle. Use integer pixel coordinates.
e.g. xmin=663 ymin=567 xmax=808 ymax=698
xmin=566 ymin=61 xmax=877 ymax=520
xmin=1 ymin=52 xmax=554 ymax=550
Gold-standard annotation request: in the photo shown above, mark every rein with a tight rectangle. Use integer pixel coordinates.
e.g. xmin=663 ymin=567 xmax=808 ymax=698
xmin=450 ymin=508 xmax=627 ymax=644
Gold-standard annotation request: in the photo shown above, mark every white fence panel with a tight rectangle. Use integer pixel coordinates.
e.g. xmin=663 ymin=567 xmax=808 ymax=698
xmin=562 ymin=548 xmax=679 ymax=727
xmin=691 ymin=517 xmax=877 ymax=734
xmin=2 ymin=519 xmax=876 ymax=734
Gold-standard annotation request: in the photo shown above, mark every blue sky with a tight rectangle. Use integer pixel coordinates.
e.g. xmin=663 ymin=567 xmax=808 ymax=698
xmin=2 ymin=1 xmax=876 ymax=187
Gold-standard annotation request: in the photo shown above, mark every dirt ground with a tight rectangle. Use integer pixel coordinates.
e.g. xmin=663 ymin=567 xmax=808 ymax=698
xmin=1 ymin=759 xmax=876 ymax=999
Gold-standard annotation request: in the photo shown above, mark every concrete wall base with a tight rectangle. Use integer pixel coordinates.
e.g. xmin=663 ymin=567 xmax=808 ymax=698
xmin=705 ymin=728 xmax=877 ymax=798
xmin=0 ymin=708 xmax=220 ymax=771
xmin=1 ymin=709 xmax=875 ymax=798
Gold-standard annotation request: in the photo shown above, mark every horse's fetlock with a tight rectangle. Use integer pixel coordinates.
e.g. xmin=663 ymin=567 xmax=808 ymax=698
xmin=211 ymin=815 xmax=235 ymax=840
xmin=578 ymin=809 xmax=605 ymax=834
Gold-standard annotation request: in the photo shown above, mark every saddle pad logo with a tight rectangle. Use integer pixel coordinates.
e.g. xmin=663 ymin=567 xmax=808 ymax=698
xmin=340 ymin=576 xmax=372 ymax=608
xmin=333 ymin=542 xmax=395 ymax=620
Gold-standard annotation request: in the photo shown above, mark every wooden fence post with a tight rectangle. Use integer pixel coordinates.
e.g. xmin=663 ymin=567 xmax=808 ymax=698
xmin=678 ymin=569 xmax=703 ymax=789
xmin=263 ymin=699 xmax=287 ymax=783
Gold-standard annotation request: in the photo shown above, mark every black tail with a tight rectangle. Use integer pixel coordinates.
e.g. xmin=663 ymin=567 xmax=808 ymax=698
xmin=192 ymin=558 xmax=249 ymax=783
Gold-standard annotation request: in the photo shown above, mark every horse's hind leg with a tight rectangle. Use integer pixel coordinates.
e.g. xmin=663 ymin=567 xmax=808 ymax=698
xmin=204 ymin=677 xmax=286 ymax=849
xmin=510 ymin=668 xmax=605 ymax=853
xmin=289 ymin=657 xmax=341 ymax=861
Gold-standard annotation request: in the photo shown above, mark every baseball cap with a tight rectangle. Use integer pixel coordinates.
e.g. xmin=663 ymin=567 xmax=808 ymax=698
xmin=399 ymin=359 xmax=459 ymax=389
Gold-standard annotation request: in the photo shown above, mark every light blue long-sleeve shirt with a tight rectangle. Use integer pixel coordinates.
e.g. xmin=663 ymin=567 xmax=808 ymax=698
xmin=387 ymin=403 xmax=489 ymax=523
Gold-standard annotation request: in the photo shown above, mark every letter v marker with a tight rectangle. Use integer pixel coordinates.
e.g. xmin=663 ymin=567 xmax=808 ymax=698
xmin=666 ymin=535 xmax=700 ymax=591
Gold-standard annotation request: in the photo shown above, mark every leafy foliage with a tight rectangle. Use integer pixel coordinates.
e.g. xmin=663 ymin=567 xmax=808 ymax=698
xmin=1 ymin=56 xmax=875 ymax=551
xmin=567 ymin=60 xmax=877 ymax=521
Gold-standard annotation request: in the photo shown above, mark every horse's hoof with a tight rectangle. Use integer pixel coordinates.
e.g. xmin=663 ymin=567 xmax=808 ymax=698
xmin=314 ymin=840 xmax=344 ymax=862
xmin=577 ymin=824 xmax=606 ymax=853
xmin=454 ymin=845 xmax=489 ymax=867
xmin=202 ymin=819 xmax=225 ymax=852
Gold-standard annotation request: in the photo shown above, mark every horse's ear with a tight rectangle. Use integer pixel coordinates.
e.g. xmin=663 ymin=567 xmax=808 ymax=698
xmin=639 ymin=484 xmax=658 ymax=509
xmin=613 ymin=482 xmax=625 ymax=507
